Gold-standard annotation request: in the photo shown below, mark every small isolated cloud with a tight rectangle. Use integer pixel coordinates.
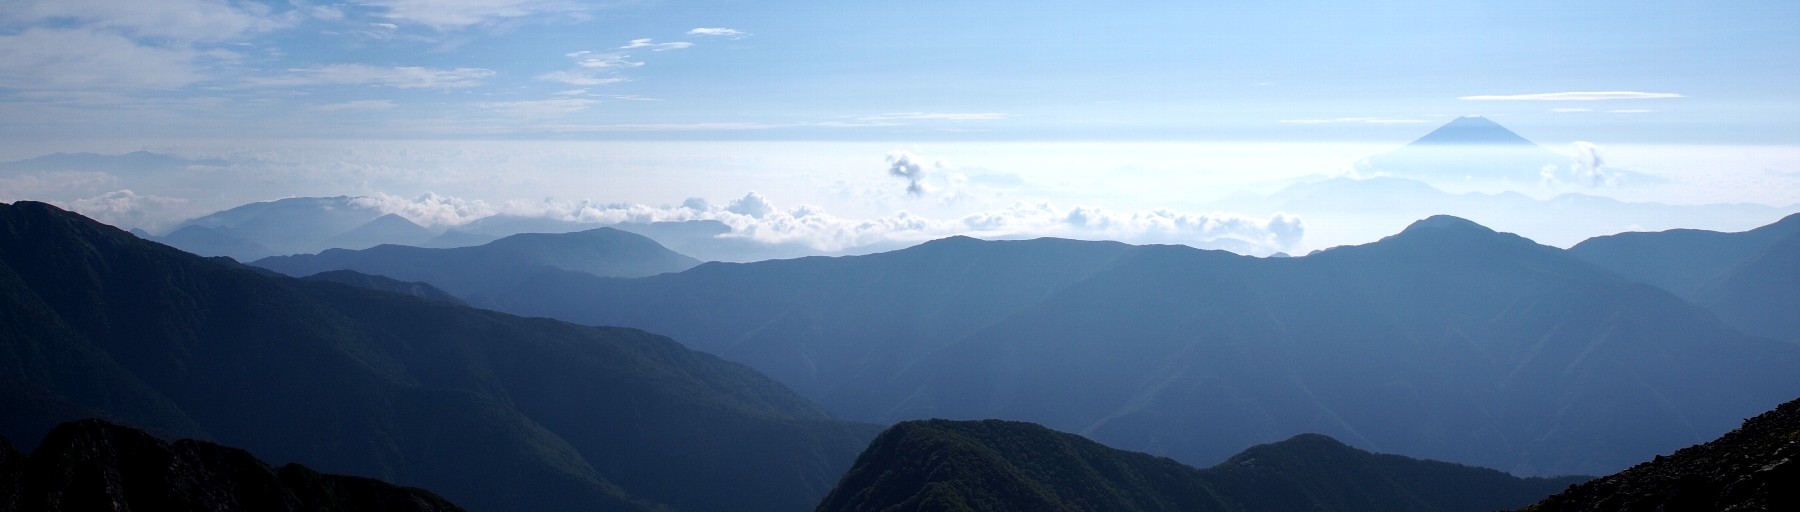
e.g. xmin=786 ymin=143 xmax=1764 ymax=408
xmin=251 ymin=65 xmax=495 ymax=88
xmin=1459 ymin=91 xmax=1684 ymax=101
xmin=688 ymin=27 xmax=749 ymax=38
xmin=1541 ymin=141 xmax=1618 ymax=188
xmin=860 ymin=112 xmax=1013 ymax=121
xmin=886 ymin=151 xmax=942 ymax=196
xmin=725 ymin=191 xmax=775 ymax=217
xmin=311 ymin=99 xmax=397 ymax=111
xmin=1569 ymin=141 xmax=1608 ymax=186
xmin=480 ymin=98 xmax=597 ymax=118
xmin=619 ymin=38 xmax=693 ymax=51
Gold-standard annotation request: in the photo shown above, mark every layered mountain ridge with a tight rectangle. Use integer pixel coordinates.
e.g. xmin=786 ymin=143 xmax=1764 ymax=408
xmin=0 ymin=201 xmax=878 ymax=512
xmin=476 ymin=213 xmax=1800 ymax=477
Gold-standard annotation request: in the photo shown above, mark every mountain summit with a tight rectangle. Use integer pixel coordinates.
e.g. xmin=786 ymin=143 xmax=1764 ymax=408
xmin=1408 ymin=116 xmax=1540 ymax=147
xmin=1358 ymin=116 xmax=1567 ymax=184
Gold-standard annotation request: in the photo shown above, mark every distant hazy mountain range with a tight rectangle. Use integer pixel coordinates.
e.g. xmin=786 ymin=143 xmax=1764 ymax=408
xmin=474 ymin=215 xmax=1800 ymax=477
xmin=0 ymin=419 xmax=465 ymax=512
xmin=817 ymin=419 xmax=1586 ymax=512
xmin=143 ymin=196 xmax=824 ymax=262
xmin=253 ymin=227 xmax=701 ymax=303
xmin=0 ymin=201 xmax=879 ymax=512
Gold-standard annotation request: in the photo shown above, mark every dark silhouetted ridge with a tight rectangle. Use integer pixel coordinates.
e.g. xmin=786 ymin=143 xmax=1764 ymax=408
xmin=0 ymin=419 xmax=464 ymax=512
xmin=1521 ymin=396 xmax=1800 ymax=512
xmin=817 ymin=419 xmax=1586 ymax=512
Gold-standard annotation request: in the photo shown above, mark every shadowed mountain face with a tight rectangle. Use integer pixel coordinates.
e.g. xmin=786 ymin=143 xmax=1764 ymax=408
xmin=252 ymin=227 xmax=701 ymax=301
xmin=485 ymin=215 xmax=1800 ymax=477
xmin=0 ymin=201 xmax=878 ymax=512
xmin=1570 ymin=213 xmax=1800 ymax=341
xmin=1521 ymin=395 xmax=1800 ymax=512
xmin=0 ymin=419 xmax=464 ymax=512
xmin=817 ymin=419 xmax=1587 ymax=512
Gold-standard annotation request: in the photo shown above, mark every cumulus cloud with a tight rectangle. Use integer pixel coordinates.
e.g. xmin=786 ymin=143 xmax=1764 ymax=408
xmin=250 ymin=65 xmax=496 ymax=88
xmin=1569 ymin=141 xmax=1611 ymax=186
xmin=687 ymin=27 xmax=749 ymax=38
xmin=725 ymin=191 xmax=775 ymax=218
xmin=886 ymin=151 xmax=940 ymax=196
xmin=349 ymin=193 xmax=498 ymax=227
xmin=349 ymin=192 xmax=1306 ymax=254
xmin=1459 ymin=91 xmax=1684 ymax=101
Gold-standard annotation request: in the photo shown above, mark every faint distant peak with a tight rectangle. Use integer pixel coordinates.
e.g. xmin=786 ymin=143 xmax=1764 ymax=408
xmin=1400 ymin=215 xmax=1496 ymax=235
xmin=1408 ymin=116 xmax=1539 ymax=147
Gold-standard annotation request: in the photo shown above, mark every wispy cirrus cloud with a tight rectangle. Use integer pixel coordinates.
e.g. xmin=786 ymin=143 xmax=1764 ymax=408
xmin=0 ymin=28 xmax=206 ymax=91
xmin=1 ymin=0 xmax=295 ymax=42
xmin=537 ymin=72 xmax=627 ymax=86
xmin=249 ymin=65 xmax=496 ymax=88
xmin=1459 ymin=91 xmax=1683 ymax=101
xmin=687 ymin=27 xmax=749 ymax=38
xmin=859 ymin=112 xmax=1013 ymax=121
xmin=480 ymin=98 xmax=597 ymax=118
xmin=1278 ymin=116 xmax=1431 ymax=125
xmin=311 ymin=99 xmax=398 ymax=112
xmin=360 ymin=0 xmax=591 ymax=31
xmin=620 ymin=38 xmax=693 ymax=51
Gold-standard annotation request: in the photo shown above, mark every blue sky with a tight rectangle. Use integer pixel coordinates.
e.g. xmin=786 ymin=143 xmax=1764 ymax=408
xmin=1 ymin=0 xmax=1797 ymax=255
xmin=4 ymin=0 xmax=1794 ymax=143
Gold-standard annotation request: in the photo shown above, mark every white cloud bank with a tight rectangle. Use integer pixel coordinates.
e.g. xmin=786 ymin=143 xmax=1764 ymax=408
xmin=350 ymin=192 xmax=1307 ymax=254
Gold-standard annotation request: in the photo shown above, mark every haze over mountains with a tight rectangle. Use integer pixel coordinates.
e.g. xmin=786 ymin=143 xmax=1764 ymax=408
xmin=253 ymin=227 xmax=700 ymax=302
xmin=469 ymin=214 xmax=1800 ymax=477
xmin=34 ymin=117 xmax=1773 ymax=261
xmin=5 ymin=197 xmax=1799 ymax=511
